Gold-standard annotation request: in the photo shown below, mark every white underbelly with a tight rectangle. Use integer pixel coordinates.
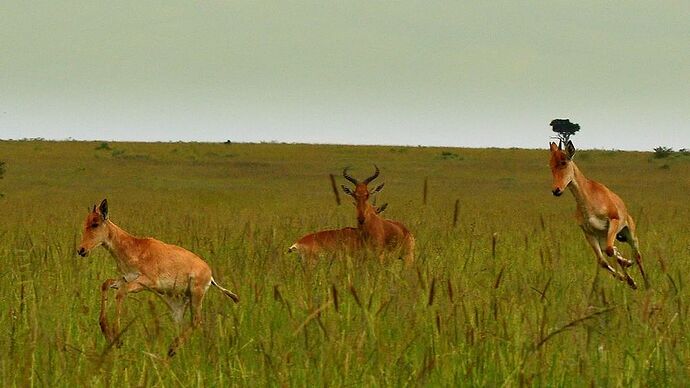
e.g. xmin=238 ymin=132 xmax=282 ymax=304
xmin=583 ymin=216 xmax=608 ymax=233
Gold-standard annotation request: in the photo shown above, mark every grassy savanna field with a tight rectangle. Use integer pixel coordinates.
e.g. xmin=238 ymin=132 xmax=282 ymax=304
xmin=0 ymin=140 xmax=689 ymax=386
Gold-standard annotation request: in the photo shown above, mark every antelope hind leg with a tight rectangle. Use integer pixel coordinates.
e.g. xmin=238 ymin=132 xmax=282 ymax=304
xmin=168 ymin=278 xmax=206 ymax=357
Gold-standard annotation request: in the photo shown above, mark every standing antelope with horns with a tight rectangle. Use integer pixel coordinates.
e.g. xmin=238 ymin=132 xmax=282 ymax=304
xmin=549 ymin=141 xmax=648 ymax=289
xmin=77 ymin=199 xmax=239 ymax=357
xmin=288 ymin=204 xmax=388 ymax=263
xmin=341 ymin=165 xmax=415 ymax=265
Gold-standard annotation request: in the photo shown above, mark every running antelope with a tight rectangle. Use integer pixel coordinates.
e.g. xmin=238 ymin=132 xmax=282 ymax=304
xmin=549 ymin=141 xmax=648 ymax=289
xmin=288 ymin=204 xmax=387 ymax=262
xmin=341 ymin=166 xmax=415 ymax=265
xmin=77 ymin=199 xmax=239 ymax=357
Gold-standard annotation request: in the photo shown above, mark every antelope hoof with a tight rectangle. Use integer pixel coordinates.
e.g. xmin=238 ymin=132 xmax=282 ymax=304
xmin=617 ymin=257 xmax=633 ymax=268
xmin=605 ymin=246 xmax=615 ymax=257
xmin=101 ymin=279 xmax=115 ymax=291
xmin=167 ymin=347 xmax=177 ymax=358
xmin=626 ymin=277 xmax=638 ymax=290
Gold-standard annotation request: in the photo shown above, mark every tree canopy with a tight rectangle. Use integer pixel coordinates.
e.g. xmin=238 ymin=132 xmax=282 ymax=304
xmin=550 ymin=119 xmax=580 ymax=143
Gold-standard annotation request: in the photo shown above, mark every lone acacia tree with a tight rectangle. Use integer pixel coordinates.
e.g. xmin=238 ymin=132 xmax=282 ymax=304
xmin=550 ymin=118 xmax=580 ymax=144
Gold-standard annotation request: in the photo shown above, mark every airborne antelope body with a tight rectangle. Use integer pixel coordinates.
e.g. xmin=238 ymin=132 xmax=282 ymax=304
xmin=549 ymin=141 xmax=648 ymax=289
xmin=77 ymin=199 xmax=239 ymax=357
xmin=341 ymin=166 xmax=415 ymax=265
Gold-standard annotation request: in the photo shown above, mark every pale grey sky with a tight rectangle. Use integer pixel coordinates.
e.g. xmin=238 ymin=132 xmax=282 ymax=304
xmin=1 ymin=1 xmax=688 ymax=150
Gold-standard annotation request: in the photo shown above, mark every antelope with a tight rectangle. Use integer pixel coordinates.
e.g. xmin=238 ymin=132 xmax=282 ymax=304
xmin=341 ymin=165 xmax=415 ymax=265
xmin=288 ymin=227 xmax=363 ymax=262
xmin=77 ymin=199 xmax=239 ymax=357
xmin=549 ymin=141 xmax=648 ymax=289
xmin=288 ymin=204 xmax=388 ymax=262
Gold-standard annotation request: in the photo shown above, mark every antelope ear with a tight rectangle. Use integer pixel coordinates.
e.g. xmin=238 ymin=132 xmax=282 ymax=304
xmin=549 ymin=142 xmax=559 ymax=152
xmin=565 ymin=141 xmax=576 ymax=159
xmin=98 ymin=199 xmax=109 ymax=220
xmin=376 ymin=203 xmax=388 ymax=214
xmin=371 ymin=183 xmax=385 ymax=194
xmin=341 ymin=185 xmax=354 ymax=197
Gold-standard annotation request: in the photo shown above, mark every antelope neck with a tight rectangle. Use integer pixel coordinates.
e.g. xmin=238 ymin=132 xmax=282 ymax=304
xmin=362 ymin=203 xmax=381 ymax=224
xmin=566 ymin=162 xmax=593 ymax=215
xmin=102 ymin=221 xmax=140 ymax=266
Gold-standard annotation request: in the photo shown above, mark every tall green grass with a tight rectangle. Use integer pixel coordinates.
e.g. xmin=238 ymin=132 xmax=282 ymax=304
xmin=0 ymin=140 xmax=688 ymax=386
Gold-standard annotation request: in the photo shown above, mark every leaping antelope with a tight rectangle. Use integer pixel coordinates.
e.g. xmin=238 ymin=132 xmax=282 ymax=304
xmin=549 ymin=141 xmax=648 ymax=289
xmin=341 ymin=165 xmax=415 ymax=265
xmin=77 ymin=199 xmax=239 ymax=357
xmin=288 ymin=204 xmax=388 ymax=262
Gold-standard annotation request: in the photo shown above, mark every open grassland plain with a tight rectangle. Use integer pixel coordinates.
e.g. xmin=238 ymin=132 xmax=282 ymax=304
xmin=0 ymin=140 xmax=689 ymax=386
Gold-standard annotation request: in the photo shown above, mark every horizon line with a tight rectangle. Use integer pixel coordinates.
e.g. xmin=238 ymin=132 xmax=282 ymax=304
xmin=0 ymin=137 xmax=664 ymax=153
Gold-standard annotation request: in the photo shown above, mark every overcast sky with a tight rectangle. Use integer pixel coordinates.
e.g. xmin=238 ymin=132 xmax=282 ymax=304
xmin=1 ymin=2 xmax=688 ymax=150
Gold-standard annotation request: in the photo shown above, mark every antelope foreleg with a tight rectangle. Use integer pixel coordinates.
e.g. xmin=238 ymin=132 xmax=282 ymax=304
xmin=99 ymin=278 xmax=121 ymax=343
xmin=605 ymin=219 xmax=622 ymax=257
xmin=613 ymin=248 xmax=638 ymax=289
xmin=113 ymin=277 xmax=150 ymax=347
xmin=584 ymin=233 xmax=626 ymax=283
xmin=613 ymin=246 xmax=633 ymax=268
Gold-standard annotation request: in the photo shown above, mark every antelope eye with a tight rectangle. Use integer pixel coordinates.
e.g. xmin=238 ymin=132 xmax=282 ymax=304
xmin=559 ymin=161 xmax=567 ymax=167
xmin=90 ymin=223 xmax=99 ymax=228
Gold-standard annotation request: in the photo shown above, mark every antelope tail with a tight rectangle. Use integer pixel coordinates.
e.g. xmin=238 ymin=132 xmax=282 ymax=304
xmin=211 ymin=278 xmax=239 ymax=303
xmin=287 ymin=243 xmax=298 ymax=253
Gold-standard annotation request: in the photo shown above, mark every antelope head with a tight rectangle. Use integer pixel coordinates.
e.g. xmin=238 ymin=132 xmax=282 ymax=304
xmin=78 ymin=199 xmax=109 ymax=257
xmin=341 ymin=165 xmax=385 ymax=225
xmin=549 ymin=140 xmax=576 ymax=197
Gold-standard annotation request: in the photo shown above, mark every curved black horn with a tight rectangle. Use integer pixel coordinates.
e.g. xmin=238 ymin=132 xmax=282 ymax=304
xmin=362 ymin=165 xmax=380 ymax=185
xmin=342 ymin=167 xmax=358 ymax=185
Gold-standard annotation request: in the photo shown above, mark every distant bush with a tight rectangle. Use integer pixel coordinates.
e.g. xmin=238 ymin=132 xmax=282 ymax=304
xmin=679 ymin=148 xmax=690 ymax=156
xmin=95 ymin=142 xmax=111 ymax=150
xmin=111 ymin=149 xmax=125 ymax=158
xmin=440 ymin=151 xmax=462 ymax=160
xmin=653 ymin=146 xmax=674 ymax=159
